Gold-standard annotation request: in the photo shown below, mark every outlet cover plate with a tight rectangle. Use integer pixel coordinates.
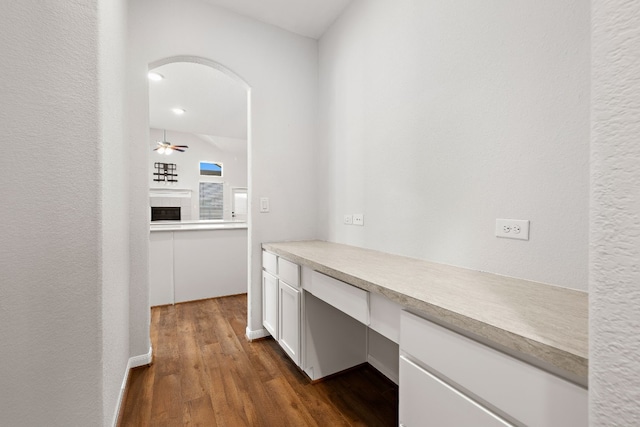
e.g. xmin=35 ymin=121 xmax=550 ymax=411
xmin=344 ymin=214 xmax=353 ymax=225
xmin=353 ymin=214 xmax=364 ymax=226
xmin=496 ymin=219 xmax=529 ymax=240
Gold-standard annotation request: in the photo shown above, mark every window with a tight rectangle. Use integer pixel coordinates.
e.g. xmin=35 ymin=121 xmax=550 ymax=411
xmin=199 ymin=182 xmax=223 ymax=220
xmin=200 ymin=161 xmax=223 ymax=177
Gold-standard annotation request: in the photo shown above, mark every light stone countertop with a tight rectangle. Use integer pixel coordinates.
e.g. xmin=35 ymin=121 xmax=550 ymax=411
xmin=262 ymin=240 xmax=588 ymax=385
xmin=150 ymin=221 xmax=247 ymax=232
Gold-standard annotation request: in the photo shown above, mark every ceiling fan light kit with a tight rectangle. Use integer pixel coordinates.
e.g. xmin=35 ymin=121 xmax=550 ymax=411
xmin=153 ymin=129 xmax=189 ymax=155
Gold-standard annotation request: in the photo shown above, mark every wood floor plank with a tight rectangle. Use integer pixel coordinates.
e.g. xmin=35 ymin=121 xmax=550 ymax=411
xmin=202 ymin=342 xmax=251 ymax=426
xmin=184 ymin=395 xmax=218 ymax=427
xmin=119 ymin=293 xmax=398 ymax=426
xmin=155 ymin=305 xmax=180 ymax=377
xmin=150 ymin=374 xmax=182 ymax=426
xmin=119 ymin=365 xmax=155 ymax=426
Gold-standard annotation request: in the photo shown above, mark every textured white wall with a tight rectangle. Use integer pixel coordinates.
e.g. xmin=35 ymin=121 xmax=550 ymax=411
xmin=318 ymin=0 xmax=590 ymax=290
xmin=591 ymin=0 xmax=640 ymax=424
xmin=127 ymin=0 xmax=318 ymax=336
xmin=149 ymin=129 xmax=247 ymax=221
xmin=0 ymin=1 xmax=129 ymax=426
xmin=99 ymin=0 xmax=130 ymax=425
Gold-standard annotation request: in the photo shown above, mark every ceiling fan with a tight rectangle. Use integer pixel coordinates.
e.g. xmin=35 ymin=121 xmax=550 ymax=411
xmin=154 ymin=130 xmax=189 ymax=155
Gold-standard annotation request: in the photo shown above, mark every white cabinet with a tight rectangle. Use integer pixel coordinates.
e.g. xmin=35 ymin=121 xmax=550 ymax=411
xmin=149 ymin=229 xmax=247 ymax=306
xmin=277 ymin=257 xmax=300 ymax=287
xmin=173 ymin=229 xmax=247 ymax=303
xmin=262 ymin=250 xmax=277 ymax=275
xmin=149 ymin=232 xmax=174 ymax=306
xmin=262 ymin=250 xmax=302 ymax=366
xmin=262 ymin=271 xmax=278 ymax=339
xmin=400 ymin=311 xmax=587 ymax=427
xmin=278 ymin=280 xmax=301 ymax=365
xmin=399 ymin=356 xmax=512 ymax=427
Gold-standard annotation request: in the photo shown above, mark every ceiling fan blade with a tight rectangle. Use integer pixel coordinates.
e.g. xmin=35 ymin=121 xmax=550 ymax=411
xmin=172 ymin=145 xmax=189 ymax=148
xmin=153 ymin=147 xmax=160 ymax=151
xmin=173 ymin=148 xmax=186 ymax=152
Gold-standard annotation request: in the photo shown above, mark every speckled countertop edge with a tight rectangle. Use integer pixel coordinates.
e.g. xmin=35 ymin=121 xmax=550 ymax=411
xmin=262 ymin=240 xmax=588 ymax=385
xmin=150 ymin=222 xmax=248 ymax=232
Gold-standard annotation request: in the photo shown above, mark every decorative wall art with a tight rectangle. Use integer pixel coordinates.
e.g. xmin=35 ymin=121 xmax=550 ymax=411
xmin=153 ymin=162 xmax=178 ymax=182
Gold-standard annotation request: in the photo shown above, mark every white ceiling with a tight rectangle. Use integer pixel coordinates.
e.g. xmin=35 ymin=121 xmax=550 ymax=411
xmin=149 ymin=61 xmax=248 ymax=140
xmin=148 ymin=1 xmax=353 ymax=145
xmin=201 ymin=0 xmax=353 ymax=39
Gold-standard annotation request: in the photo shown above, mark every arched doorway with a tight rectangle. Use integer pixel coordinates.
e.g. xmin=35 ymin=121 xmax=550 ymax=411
xmin=146 ymin=56 xmax=252 ymax=307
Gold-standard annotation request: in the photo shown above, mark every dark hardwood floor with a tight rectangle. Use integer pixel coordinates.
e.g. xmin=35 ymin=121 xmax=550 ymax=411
xmin=119 ymin=294 xmax=398 ymax=426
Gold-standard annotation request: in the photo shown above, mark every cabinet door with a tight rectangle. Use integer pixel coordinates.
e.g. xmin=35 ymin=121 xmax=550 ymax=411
xmin=262 ymin=271 xmax=278 ymax=339
xmin=149 ymin=232 xmax=174 ymax=306
xmin=278 ymin=281 xmax=301 ymax=366
xmin=399 ymin=356 xmax=513 ymax=427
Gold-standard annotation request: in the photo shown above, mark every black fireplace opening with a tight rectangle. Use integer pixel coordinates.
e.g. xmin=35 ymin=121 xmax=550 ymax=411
xmin=151 ymin=206 xmax=181 ymax=221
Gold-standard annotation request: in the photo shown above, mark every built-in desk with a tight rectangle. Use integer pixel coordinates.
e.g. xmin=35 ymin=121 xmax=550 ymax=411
xmin=262 ymin=240 xmax=588 ymax=427
xmin=263 ymin=240 xmax=587 ymax=382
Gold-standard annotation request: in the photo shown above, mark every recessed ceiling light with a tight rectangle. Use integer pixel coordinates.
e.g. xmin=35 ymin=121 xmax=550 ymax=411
xmin=172 ymin=108 xmax=186 ymax=115
xmin=148 ymin=72 xmax=164 ymax=81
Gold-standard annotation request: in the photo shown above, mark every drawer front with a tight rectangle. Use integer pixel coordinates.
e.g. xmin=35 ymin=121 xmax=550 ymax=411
xmin=369 ymin=292 xmax=402 ymax=343
xmin=400 ymin=311 xmax=587 ymax=427
xmin=399 ymin=356 xmax=512 ymax=427
xmin=309 ymin=271 xmax=369 ymax=324
xmin=278 ymin=257 xmax=300 ymax=287
xmin=262 ymin=250 xmax=277 ymax=275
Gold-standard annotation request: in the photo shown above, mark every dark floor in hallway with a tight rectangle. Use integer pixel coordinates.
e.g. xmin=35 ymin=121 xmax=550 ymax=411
xmin=119 ymin=294 xmax=398 ymax=426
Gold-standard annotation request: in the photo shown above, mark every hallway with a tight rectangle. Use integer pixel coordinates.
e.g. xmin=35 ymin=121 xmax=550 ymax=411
xmin=119 ymin=294 xmax=398 ymax=426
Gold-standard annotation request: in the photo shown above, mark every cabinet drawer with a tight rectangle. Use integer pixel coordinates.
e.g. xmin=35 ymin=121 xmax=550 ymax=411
xmin=262 ymin=250 xmax=277 ymax=275
xmin=309 ymin=271 xmax=369 ymax=324
xmin=278 ymin=257 xmax=300 ymax=287
xmin=399 ymin=356 xmax=512 ymax=427
xmin=400 ymin=311 xmax=587 ymax=427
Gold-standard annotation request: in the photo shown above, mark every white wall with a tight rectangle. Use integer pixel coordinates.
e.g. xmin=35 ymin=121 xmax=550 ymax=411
xmin=318 ymin=0 xmax=590 ymax=290
xmin=149 ymin=128 xmax=247 ymax=221
xmin=0 ymin=1 xmax=129 ymax=426
xmin=99 ymin=0 xmax=130 ymax=425
xmin=127 ymin=0 xmax=318 ymax=336
xmin=591 ymin=0 xmax=640 ymax=424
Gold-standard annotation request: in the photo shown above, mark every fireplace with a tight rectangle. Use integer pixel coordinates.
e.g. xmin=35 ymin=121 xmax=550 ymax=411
xmin=151 ymin=206 xmax=181 ymax=221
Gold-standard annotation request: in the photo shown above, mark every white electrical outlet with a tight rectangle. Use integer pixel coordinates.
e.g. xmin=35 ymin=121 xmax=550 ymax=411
xmin=344 ymin=214 xmax=353 ymax=225
xmin=353 ymin=214 xmax=364 ymax=226
xmin=496 ymin=219 xmax=529 ymax=240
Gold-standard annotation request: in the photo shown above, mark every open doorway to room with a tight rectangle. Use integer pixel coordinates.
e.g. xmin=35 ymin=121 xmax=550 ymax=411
xmin=146 ymin=57 xmax=250 ymax=306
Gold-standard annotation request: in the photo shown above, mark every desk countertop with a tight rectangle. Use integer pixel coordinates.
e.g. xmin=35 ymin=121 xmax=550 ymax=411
xmin=262 ymin=240 xmax=588 ymax=385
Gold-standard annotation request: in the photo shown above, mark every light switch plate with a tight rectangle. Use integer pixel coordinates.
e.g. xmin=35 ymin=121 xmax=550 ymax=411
xmin=260 ymin=197 xmax=270 ymax=213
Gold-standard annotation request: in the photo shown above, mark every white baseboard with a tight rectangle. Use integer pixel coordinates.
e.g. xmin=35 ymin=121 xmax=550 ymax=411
xmin=246 ymin=326 xmax=270 ymax=341
xmin=368 ymin=354 xmax=399 ymax=385
xmin=112 ymin=346 xmax=153 ymax=427
xmin=130 ymin=346 xmax=153 ymax=368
